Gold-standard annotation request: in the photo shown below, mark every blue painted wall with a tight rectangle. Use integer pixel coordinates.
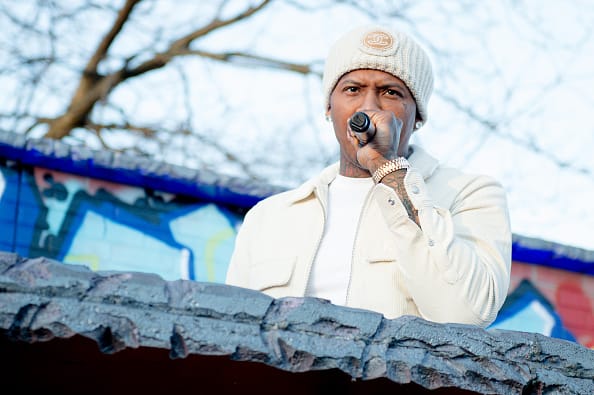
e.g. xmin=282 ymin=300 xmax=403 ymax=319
xmin=0 ymin=162 xmax=241 ymax=283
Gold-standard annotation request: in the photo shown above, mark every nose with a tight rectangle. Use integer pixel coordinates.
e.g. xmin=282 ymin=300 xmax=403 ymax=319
xmin=358 ymin=90 xmax=381 ymax=111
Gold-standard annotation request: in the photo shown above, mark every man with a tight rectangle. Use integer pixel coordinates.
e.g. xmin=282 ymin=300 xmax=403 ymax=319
xmin=226 ymin=25 xmax=511 ymax=327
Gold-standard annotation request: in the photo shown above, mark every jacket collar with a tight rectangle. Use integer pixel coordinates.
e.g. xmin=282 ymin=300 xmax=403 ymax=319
xmin=286 ymin=144 xmax=439 ymax=204
xmin=287 ymin=162 xmax=338 ymax=204
xmin=408 ymin=144 xmax=440 ymax=179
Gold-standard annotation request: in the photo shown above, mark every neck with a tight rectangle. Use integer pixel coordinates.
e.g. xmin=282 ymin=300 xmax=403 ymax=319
xmin=339 ymin=161 xmax=371 ymax=178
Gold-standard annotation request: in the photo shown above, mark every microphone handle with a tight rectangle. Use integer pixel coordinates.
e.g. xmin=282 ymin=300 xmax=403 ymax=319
xmin=349 ymin=112 xmax=376 ymax=146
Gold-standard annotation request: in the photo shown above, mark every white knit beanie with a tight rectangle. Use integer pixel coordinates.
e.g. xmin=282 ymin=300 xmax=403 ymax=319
xmin=322 ymin=25 xmax=434 ymax=124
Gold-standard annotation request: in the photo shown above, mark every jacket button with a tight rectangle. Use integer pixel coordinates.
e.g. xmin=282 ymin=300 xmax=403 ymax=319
xmin=428 ymin=239 xmax=435 ymax=247
xmin=388 ymin=198 xmax=395 ymax=206
xmin=411 ymin=185 xmax=420 ymax=194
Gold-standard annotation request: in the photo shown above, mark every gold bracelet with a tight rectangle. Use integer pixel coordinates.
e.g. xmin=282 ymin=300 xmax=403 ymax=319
xmin=372 ymin=157 xmax=410 ymax=184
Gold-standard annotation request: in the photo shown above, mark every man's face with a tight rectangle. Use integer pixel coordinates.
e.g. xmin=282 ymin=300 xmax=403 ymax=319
xmin=327 ymin=69 xmax=418 ymax=169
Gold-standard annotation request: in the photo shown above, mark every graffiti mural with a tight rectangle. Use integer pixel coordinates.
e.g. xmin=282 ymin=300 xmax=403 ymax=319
xmin=505 ymin=262 xmax=594 ymax=348
xmin=488 ymin=279 xmax=576 ymax=342
xmin=1 ymin=164 xmax=242 ymax=283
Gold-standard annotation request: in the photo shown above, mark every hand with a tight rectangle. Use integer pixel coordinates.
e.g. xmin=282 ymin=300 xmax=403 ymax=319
xmin=347 ymin=110 xmax=402 ymax=171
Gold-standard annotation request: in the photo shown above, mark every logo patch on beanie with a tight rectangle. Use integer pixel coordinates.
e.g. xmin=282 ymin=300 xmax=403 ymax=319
xmin=363 ymin=31 xmax=394 ymax=51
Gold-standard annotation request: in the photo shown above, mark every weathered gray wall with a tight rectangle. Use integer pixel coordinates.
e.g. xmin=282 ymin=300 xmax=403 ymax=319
xmin=1 ymin=252 xmax=592 ymax=394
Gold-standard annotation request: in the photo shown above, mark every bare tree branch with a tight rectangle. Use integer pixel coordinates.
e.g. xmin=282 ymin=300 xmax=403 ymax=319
xmin=168 ymin=0 xmax=272 ymax=52
xmin=166 ymin=49 xmax=317 ymax=75
xmin=436 ymin=91 xmax=592 ymax=177
xmin=84 ymin=0 xmax=141 ymax=73
xmin=42 ymin=0 xmax=274 ymax=140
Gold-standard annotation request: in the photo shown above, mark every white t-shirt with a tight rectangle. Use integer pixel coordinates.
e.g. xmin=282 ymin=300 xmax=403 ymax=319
xmin=305 ymin=175 xmax=374 ymax=305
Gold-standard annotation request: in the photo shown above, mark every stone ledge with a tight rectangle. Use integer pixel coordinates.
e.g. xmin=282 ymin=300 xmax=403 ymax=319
xmin=1 ymin=251 xmax=593 ymax=394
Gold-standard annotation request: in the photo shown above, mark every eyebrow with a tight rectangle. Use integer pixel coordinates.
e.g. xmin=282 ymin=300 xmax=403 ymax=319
xmin=339 ymin=78 xmax=407 ymax=90
xmin=378 ymin=82 xmax=406 ymax=90
xmin=338 ymin=79 xmax=363 ymax=86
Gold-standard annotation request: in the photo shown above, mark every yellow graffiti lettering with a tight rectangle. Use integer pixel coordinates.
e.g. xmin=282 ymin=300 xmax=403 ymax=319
xmin=204 ymin=228 xmax=235 ymax=282
xmin=64 ymin=254 xmax=100 ymax=271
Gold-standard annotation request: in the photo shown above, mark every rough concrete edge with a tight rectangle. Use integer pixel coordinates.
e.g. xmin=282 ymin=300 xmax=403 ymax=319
xmin=1 ymin=251 xmax=593 ymax=394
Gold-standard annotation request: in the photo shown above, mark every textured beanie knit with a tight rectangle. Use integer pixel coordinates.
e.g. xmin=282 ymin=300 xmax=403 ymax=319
xmin=322 ymin=25 xmax=434 ymax=124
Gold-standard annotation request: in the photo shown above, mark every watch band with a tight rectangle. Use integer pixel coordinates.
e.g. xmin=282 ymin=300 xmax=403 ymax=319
xmin=372 ymin=157 xmax=410 ymax=184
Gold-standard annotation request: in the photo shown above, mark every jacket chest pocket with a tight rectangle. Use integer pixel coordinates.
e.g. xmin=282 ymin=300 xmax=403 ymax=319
xmin=362 ymin=237 xmax=398 ymax=264
xmin=248 ymin=256 xmax=297 ymax=292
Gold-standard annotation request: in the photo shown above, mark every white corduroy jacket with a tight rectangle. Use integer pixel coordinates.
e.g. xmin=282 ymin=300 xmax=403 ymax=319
xmin=226 ymin=145 xmax=511 ymax=327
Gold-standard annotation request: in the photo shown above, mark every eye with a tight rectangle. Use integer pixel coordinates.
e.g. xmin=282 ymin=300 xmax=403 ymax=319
xmin=386 ymin=88 xmax=404 ymax=98
xmin=344 ymin=86 xmax=359 ymax=93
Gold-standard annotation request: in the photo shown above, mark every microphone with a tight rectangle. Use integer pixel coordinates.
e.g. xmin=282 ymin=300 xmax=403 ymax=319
xmin=349 ymin=111 xmax=376 ymax=146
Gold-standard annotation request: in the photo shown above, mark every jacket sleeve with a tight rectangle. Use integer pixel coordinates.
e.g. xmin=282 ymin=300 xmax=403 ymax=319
xmin=374 ymin=168 xmax=512 ymax=327
xmin=225 ymin=206 xmax=257 ymax=288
